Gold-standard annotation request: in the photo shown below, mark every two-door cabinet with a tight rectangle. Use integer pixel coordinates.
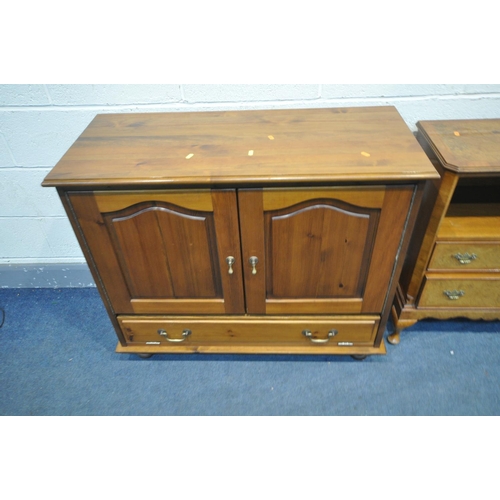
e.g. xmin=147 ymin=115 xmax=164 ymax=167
xmin=42 ymin=107 xmax=438 ymax=358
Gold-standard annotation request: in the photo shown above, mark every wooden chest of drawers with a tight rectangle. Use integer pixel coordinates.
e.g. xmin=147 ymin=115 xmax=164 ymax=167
xmin=390 ymin=118 xmax=500 ymax=344
xmin=42 ymin=107 xmax=437 ymax=358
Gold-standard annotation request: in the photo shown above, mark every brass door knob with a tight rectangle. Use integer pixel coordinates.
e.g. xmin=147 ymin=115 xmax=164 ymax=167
xmin=249 ymin=256 xmax=259 ymax=275
xmin=226 ymin=256 xmax=235 ymax=275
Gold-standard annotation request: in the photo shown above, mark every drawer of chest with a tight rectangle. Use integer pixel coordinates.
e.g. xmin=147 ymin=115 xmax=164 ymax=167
xmin=418 ymin=275 xmax=500 ymax=309
xmin=428 ymin=242 xmax=500 ymax=272
xmin=118 ymin=316 xmax=380 ymax=348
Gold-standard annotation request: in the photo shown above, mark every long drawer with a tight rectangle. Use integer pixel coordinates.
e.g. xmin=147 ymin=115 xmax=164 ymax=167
xmin=428 ymin=241 xmax=500 ymax=272
xmin=418 ymin=275 xmax=500 ymax=309
xmin=118 ymin=315 xmax=380 ymax=349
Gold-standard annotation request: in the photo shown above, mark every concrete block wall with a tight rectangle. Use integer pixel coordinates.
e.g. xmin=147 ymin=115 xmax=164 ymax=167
xmin=1 ymin=84 xmax=500 ymax=287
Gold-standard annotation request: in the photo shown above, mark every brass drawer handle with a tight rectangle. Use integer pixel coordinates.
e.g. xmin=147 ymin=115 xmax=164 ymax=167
xmin=226 ymin=256 xmax=235 ymax=275
xmin=453 ymin=252 xmax=477 ymax=265
xmin=157 ymin=329 xmax=192 ymax=342
xmin=249 ymin=256 xmax=259 ymax=275
xmin=443 ymin=290 xmax=465 ymax=300
xmin=302 ymin=329 xmax=338 ymax=344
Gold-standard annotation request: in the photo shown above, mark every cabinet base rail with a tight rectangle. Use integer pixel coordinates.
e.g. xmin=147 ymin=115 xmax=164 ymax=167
xmin=115 ymin=341 xmax=387 ymax=356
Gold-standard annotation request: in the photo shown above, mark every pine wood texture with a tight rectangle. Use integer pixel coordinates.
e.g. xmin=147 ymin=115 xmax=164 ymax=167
xmin=212 ymin=190 xmax=246 ymax=314
xmin=405 ymin=169 xmax=459 ymax=301
xmin=58 ymin=190 xmax=128 ymax=345
xmin=418 ymin=274 xmax=500 ymax=309
xmin=42 ymin=107 xmax=439 ymax=357
xmin=438 ymin=212 xmax=500 ymax=240
xmin=238 ymin=185 xmax=416 ymax=316
xmin=42 ymin=107 xmax=438 ymax=187
xmin=117 ymin=315 xmax=381 ymax=355
xmin=428 ymin=242 xmax=500 ymax=272
xmin=68 ymin=190 xmax=245 ymax=314
xmin=237 ymin=189 xmax=267 ymax=314
xmin=264 ymin=191 xmax=379 ymax=301
xmin=391 ymin=118 xmax=500 ymax=344
xmin=105 ymin=202 xmax=222 ymax=299
xmin=115 ymin=341 xmax=387 ymax=356
xmin=262 ymin=187 xmax=386 ymax=210
xmin=95 ymin=190 xmax=213 ymax=212
xmin=68 ymin=192 xmax=133 ymax=313
xmin=418 ymin=119 xmax=500 ymax=173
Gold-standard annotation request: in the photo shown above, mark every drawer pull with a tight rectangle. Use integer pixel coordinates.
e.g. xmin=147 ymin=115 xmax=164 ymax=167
xmin=302 ymin=329 xmax=338 ymax=344
xmin=443 ymin=290 xmax=465 ymax=300
xmin=453 ymin=252 xmax=477 ymax=265
xmin=249 ymin=256 xmax=259 ymax=275
xmin=226 ymin=256 xmax=235 ymax=275
xmin=157 ymin=328 xmax=192 ymax=342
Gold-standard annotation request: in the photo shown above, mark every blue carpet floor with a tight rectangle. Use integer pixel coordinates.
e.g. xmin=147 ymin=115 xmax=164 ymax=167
xmin=0 ymin=288 xmax=499 ymax=415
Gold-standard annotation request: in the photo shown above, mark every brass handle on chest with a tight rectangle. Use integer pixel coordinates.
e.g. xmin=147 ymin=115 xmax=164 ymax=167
xmin=302 ymin=329 xmax=338 ymax=344
xmin=443 ymin=290 xmax=465 ymax=300
xmin=453 ymin=252 xmax=477 ymax=265
xmin=226 ymin=256 xmax=235 ymax=275
xmin=157 ymin=329 xmax=192 ymax=342
xmin=249 ymin=256 xmax=259 ymax=275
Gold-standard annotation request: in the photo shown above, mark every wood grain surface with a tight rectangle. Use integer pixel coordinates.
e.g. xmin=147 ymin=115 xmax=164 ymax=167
xmin=43 ymin=107 xmax=438 ymax=187
xmin=418 ymin=119 xmax=500 ymax=173
xmin=393 ymin=118 xmax=500 ymax=338
xmin=428 ymin=242 xmax=500 ymax=272
xmin=69 ymin=190 xmax=244 ymax=314
xmin=118 ymin=315 xmax=380 ymax=349
xmin=418 ymin=274 xmax=500 ymax=309
xmin=44 ymin=107 xmax=440 ymax=355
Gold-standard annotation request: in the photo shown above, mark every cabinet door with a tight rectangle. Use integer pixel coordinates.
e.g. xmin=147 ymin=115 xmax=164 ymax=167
xmin=68 ymin=190 xmax=245 ymax=314
xmin=238 ymin=187 xmax=415 ymax=314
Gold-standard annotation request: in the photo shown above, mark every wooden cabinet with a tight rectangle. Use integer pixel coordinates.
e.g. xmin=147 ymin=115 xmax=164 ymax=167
xmin=390 ymin=118 xmax=500 ymax=344
xmin=43 ymin=107 xmax=438 ymax=358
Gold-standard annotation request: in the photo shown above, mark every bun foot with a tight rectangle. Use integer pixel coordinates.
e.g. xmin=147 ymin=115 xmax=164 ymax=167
xmin=351 ymin=355 xmax=368 ymax=361
xmin=137 ymin=353 xmax=154 ymax=359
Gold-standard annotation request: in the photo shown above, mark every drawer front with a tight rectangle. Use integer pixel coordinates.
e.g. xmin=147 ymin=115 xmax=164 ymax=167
xmin=429 ymin=242 xmax=500 ymax=272
xmin=118 ymin=316 xmax=380 ymax=348
xmin=419 ymin=276 xmax=500 ymax=308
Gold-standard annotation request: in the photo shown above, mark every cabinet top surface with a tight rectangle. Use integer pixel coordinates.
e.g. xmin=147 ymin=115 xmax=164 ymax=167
xmin=43 ymin=106 xmax=438 ymax=187
xmin=418 ymin=118 xmax=500 ymax=174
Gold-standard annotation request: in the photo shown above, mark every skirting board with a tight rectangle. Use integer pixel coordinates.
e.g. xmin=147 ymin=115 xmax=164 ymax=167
xmin=0 ymin=264 xmax=96 ymax=288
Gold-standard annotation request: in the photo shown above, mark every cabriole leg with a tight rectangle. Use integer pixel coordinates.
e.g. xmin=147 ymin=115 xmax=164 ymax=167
xmin=387 ymin=318 xmax=418 ymax=345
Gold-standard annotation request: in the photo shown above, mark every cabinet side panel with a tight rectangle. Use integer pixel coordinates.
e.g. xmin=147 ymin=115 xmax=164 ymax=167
xmin=398 ymin=177 xmax=441 ymax=296
xmin=362 ymin=186 xmax=414 ymax=313
xmin=406 ymin=169 xmax=458 ymax=301
xmin=397 ymin=132 xmax=447 ymax=301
